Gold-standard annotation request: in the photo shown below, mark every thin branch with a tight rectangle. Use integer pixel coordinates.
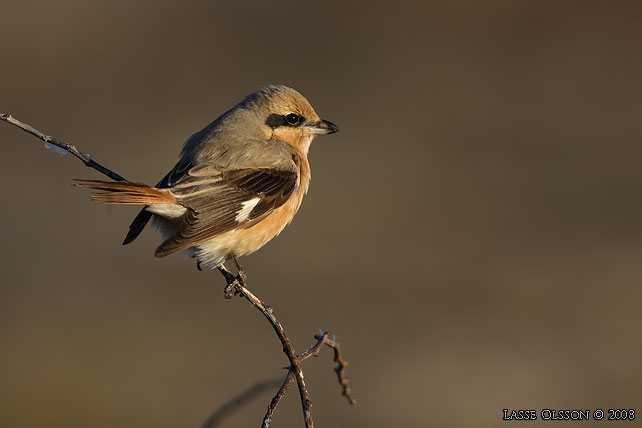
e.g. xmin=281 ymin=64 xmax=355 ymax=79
xmin=262 ymin=333 xmax=326 ymax=428
xmin=262 ymin=333 xmax=327 ymax=428
xmin=225 ymin=256 xmax=314 ymax=428
xmin=323 ymin=335 xmax=356 ymax=405
xmin=0 ymin=113 xmax=126 ymax=181
xmin=201 ymin=331 xmax=355 ymax=428
xmin=262 ymin=332 xmax=356 ymax=427
xmin=201 ymin=376 xmax=285 ymax=428
xmin=263 ymin=371 xmax=296 ymax=428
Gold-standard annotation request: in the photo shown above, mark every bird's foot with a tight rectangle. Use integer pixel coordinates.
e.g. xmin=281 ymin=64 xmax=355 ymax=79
xmin=219 ymin=260 xmax=247 ymax=299
xmin=223 ymin=278 xmax=243 ymax=299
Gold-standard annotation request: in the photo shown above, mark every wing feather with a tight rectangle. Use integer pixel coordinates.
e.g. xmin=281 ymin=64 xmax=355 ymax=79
xmin=155 ymin=164 xmax=297 ymax=257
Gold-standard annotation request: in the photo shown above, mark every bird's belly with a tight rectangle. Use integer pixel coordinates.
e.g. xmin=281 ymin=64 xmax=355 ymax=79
xmin=194 ymin=192 xmax=303 ymax=269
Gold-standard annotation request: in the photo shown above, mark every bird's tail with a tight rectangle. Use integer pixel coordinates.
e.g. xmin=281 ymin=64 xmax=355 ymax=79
xmin=73 ymin=179 xmax=177 ymax=205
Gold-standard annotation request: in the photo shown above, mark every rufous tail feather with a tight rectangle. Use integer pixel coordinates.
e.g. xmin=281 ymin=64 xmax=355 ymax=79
xmin=73 ymin=179 xmax=178 ymax=205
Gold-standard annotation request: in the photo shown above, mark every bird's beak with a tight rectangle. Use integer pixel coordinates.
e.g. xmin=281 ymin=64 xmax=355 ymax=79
xmin=306 ymin=119 xmax=340 ymax=135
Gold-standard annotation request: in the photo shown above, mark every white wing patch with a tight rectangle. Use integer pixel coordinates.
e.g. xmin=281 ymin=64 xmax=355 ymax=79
xmin=235 ymin=197 xmax=260 ymax=222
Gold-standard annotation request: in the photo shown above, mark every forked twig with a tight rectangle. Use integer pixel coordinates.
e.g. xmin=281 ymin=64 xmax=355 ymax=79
xmin=262 ymin=332 xmax=355 ymax=428
xmin=224 ymin=256 xmax=314 ymax=427
xmin=200 ymin=330 xmax=355 ymax=428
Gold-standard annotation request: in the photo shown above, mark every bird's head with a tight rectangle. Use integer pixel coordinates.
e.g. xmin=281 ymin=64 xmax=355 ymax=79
xmin=242 ymin=85 xmax=339 ymax=155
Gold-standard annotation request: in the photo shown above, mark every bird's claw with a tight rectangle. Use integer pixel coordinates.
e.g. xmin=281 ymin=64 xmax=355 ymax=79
xmin=223 ymin=274 xmax=246 ymax=299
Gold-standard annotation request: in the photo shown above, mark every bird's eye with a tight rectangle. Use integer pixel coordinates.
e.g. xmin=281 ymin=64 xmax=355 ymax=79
xmin=285 ymin=113 xmax=301 ymax=126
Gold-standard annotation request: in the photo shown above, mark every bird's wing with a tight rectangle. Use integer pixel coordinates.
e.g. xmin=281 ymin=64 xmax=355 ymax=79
xmin=154 ymin=162 xmax=298 ymax=257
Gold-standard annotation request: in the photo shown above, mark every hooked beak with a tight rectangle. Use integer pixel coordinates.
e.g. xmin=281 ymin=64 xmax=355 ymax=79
xmin=306 ymin=119 xmax=340 ymax=135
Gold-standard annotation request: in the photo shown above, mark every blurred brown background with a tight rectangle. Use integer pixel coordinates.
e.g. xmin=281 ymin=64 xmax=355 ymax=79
xmin=1 ymin=1 xmax=641 ymax=427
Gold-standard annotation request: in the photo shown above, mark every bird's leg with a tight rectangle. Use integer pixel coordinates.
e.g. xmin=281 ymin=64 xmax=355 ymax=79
xmin=217 ymin=263 xmax=235 ymax=283
xmin=220 ymin=256 xmax=249 ymax=299
xmin=219 ymin=262 xmax=244 ymax=299
xmin=218 ymin=263 xmax=236 ymax=295
xmin=232 ymin=255 xmax=247 ymax=286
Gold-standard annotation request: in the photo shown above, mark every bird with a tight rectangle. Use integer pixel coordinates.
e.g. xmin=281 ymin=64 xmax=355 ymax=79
xmin=75 ymin=85 xmax=338 ymax=284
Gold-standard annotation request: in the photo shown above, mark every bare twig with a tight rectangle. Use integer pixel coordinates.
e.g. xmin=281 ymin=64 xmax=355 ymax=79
xmin=262 ymin=334 xmax=326 ymax=428
xmin=0 ymin=113 xmax=126 ymax=181
xmin=201 ymin=331 xmax=354 ymax=428
xmin=263 ymin=372 xmax=296 ymax=427
xmin=324 ymin=335 xmax=356 ymax=405
xmin=225 ymin=256 xmax=314 ymax=427
xmin=201 ymin=376 xmax=285 ymax=428
xmin=262 ymin=332 xmax=356 ymax=427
